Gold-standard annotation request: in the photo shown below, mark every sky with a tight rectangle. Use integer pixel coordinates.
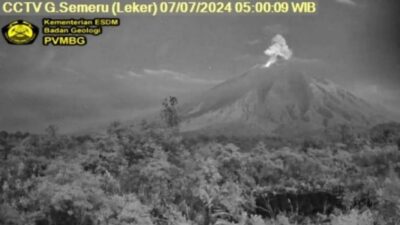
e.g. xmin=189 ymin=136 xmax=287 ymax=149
xmin=0 ymin=0 xmax=399 ymax=133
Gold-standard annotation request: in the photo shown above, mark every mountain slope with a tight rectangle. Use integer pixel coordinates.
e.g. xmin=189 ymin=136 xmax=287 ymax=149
xmin=180 ymin=60 xmax=389 ymax=137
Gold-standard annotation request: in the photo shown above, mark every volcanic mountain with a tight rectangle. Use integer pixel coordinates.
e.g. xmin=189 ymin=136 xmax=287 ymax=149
xmin=179 ymin=60 xmax=389 ymax=137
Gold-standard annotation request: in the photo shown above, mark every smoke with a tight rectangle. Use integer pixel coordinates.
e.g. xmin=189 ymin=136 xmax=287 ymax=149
xmin=263 ymin=34 xmax=293 ymax=67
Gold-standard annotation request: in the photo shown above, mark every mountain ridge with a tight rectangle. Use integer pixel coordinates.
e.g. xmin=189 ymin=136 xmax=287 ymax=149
xmin=179 ymin=60 xmax=391 ymax=137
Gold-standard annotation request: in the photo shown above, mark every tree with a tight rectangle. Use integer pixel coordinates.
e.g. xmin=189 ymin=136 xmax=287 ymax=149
xmin=382 ymin=129 xmax=393 ymax=144
xmin=160 ymin=96 xmax=180 ymax=128
xmin=338 ymin=124 xmax=354 ymax=145
xmin=0 ymin=131 xmax=14 ymax=160
xmin=45 ymin=124 xmax=59 ymax=138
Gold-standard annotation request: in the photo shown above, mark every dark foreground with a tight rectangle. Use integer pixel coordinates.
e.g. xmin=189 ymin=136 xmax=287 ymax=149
xmin=1 ymin=122 xmax=400 ymax=225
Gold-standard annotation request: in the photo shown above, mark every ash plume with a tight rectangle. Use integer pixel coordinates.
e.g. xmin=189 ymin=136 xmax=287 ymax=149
xmin=263 ymin=34 xmax=293 ymax=67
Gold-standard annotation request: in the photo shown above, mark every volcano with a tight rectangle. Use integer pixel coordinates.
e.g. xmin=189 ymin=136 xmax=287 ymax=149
xmin=179 ymin=60 xmax=390 ymax=137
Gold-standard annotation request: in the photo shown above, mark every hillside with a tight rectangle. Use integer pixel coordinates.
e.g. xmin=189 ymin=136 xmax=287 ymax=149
xmin=180 ymin=60 xmax=389 ymax=137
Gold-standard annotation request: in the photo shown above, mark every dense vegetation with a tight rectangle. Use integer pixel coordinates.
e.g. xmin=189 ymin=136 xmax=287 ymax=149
xmin=1 ymin=99 xmax=400 ymax=225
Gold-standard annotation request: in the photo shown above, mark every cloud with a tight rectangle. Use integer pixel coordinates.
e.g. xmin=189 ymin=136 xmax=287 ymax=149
xmin=336 ymin=0 xmax=356 ymax=6
xmin=127 ymin=71 xmax=143 ymax=78
xmin=143 ymin=69 xmax=223 ymax=84
xmin=246 ymin=39 xmax=262 ymax=46
xmin=114 ymin=74 xmax=126 ymax=79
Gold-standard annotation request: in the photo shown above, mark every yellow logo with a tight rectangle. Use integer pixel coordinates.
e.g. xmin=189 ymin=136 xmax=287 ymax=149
xmin=2 ymin=20 xmax=39 ymax=45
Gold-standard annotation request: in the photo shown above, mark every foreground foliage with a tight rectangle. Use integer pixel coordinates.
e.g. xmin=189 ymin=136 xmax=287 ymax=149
xmin=1 ymin=122 xmax=400 ymax=225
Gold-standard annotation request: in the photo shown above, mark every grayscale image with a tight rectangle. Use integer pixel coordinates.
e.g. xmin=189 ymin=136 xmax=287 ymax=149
xmin=1 ymin=0 xmax=400 ymax=224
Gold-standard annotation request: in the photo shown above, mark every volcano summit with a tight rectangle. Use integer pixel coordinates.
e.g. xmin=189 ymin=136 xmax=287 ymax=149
xmin=180 ymin=59 xmax=390 ymax=137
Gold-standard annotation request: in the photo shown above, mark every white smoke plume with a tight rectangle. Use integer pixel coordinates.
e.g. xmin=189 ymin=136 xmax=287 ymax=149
xmin=263 ymin=34 xmax=293 ymax=68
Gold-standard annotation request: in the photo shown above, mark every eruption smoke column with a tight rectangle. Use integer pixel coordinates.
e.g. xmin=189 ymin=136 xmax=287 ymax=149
xmin=263 ymin=34 xmax=293 ymax=67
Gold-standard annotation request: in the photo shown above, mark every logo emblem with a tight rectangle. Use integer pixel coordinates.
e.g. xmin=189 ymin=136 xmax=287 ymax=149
xmin=2 ymin=20 xmax=39 ymax=45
